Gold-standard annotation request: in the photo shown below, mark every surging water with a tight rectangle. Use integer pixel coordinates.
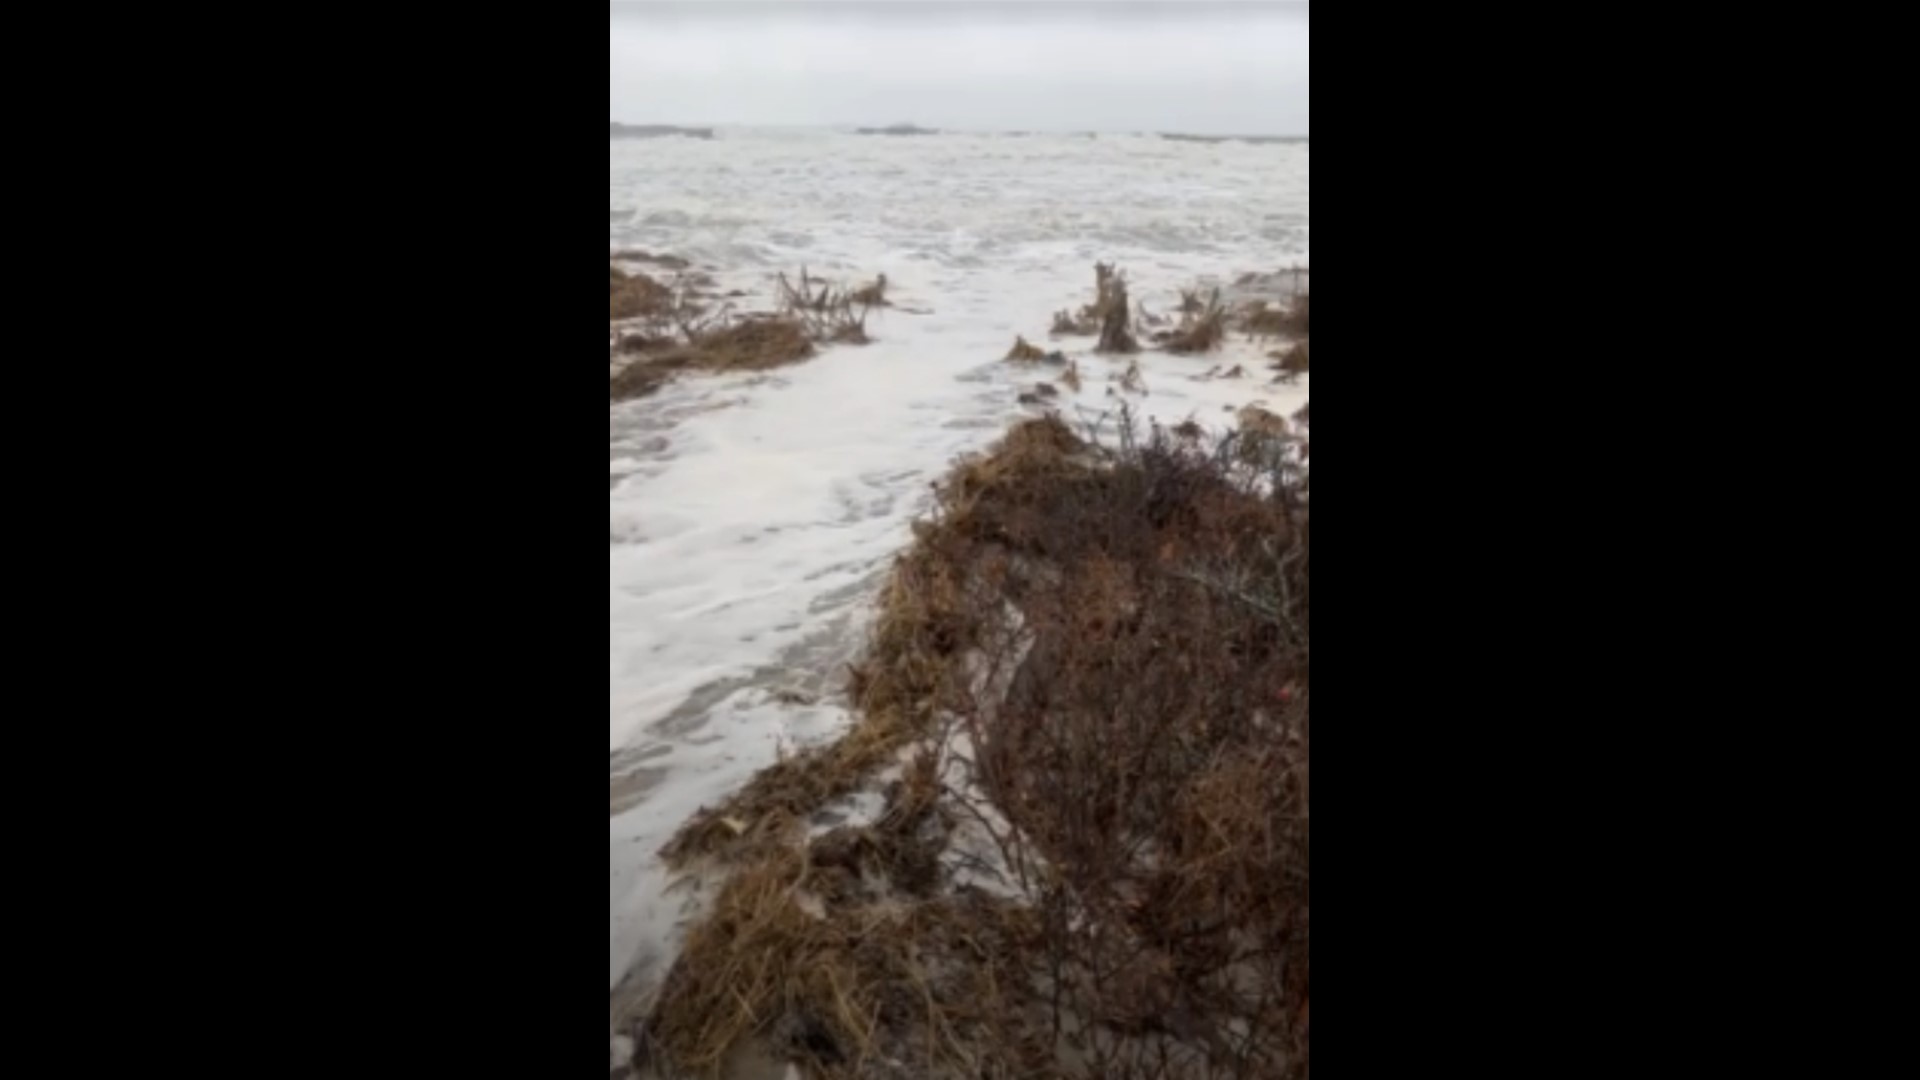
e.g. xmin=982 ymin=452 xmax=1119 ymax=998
xmin=609 ymin=128 xmax=1307 ymax=1015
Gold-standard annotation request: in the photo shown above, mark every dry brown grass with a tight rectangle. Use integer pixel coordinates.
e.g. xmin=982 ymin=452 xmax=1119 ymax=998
xmin=941 ymin=416 xmax=1308 ymax=1079
xmin=1004 ymin=336 xmax=1047 ymax=363
xmin=1048 ymin=264 xmax=1138 ymax=351
xmin=614 ymin=325 xmax=791 ymax=396
xmin=610 ymin=265 xmax=674 ymax=321
xmin=645 ymin=412 xmax=1309 ymax=1078
xmin=612 ymin=265 xmax=891 ymax=402
xmin=1237 ymin=405 xmax=1291 ymax=439
xmin=687 ymin=318 xmax=818 ymax=371
xmin=1157 ymin=288 xmax=1228 ymax=354
xmin=646 ymin=784 xmax=1056 ymax=1078
xmin=611 ymin=318 xmax=818 ymax=403
xmin=1093 ymin=264 xmax=1140 ymax=355
xmin=608 ymin=363 xmax=673 ymax=402
xmin=1268 ymin=341 xmax=1310 ymax=383
xmin=1052 ymin=309 xmax=1096 ymax=336
xmin=612 ymin=263 xmax=717 ymax=330
xmin=778 ymin=269 xmax=880 ymax=345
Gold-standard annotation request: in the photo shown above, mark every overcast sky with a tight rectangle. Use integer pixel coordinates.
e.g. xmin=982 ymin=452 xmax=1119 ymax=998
xmin=610 ymin=1 xmax=1308 ymax=136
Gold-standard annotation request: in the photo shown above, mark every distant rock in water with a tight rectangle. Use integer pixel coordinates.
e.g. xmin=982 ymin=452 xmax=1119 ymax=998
xmin=1160 ymin=132 xmax=1308 ymax=146
xmin=856 ymin=123 xmax=939 ymax=136
xmin=610 ymin=123 xmax=714 ymax=140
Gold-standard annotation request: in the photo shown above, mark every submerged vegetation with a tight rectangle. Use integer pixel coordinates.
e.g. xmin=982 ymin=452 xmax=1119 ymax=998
xmin=610 ymin=260 xmax=883 ymax=402
xmin=637 ymin=407 xmax=1310 ymax=1079
xmin=1042 ymin=262 xmax=1308 ymax=373
xmin=776 ymin=269 xmax=883 ymax=345
xmin=1270 ymin=341 xmax=1310 ymax=382
xmin=609 ymin=265 xmax=674 ymax=322
xmin=1004 ymin=336 xmax=1048 ymax=363
xmin=1048 ymin=263 xmax=1136 ymax=351
xmin=1155 ymin=287 xmax=1229 ymax=354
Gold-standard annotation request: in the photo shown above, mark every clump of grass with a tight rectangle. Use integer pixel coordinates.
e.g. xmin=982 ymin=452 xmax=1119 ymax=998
xmin=778 ymin=268 xmax=878 ymax=345
xmin=610 ymin=318 xmax=816 ymax=403
xmin=643 ymin=805 xmax=1054 ymax=1078
xmin=609 ymin=265 xmax=674 ymax=321
xmin=608 ymin=363 xmax=672 ymax=402
xmin=1242 ymin=301 xmax=1290 ymax=337
xmin=1049 ymin=263 xmax=1138 ymax=349
xmin=612 ymin=264 xmax=716 ymax=329
xmin=1234 ymin=404 xmax=1304 ymax=473
xmin=685 ymin=317 xmax=817 ymax=371
xmin=1238 ymin=403 xmax=1292 ymax=439
xmin=614 ymin=265 xmax=889 ymax=402
xmin=1269 ymin=340 xmax=1310 ymax=383
xmin=1005 ymin=335 xmax=1047 ymax=362
xmin=1157 ymin=286 xmax=1228 ymax=354
xmin=1051 ymin=309 xmax=1095 ymax=336
xmin=1242 ymin=291 xmax=1310 ymax=339
xmin=1093 ymin=263 xmax=1140 ymax=354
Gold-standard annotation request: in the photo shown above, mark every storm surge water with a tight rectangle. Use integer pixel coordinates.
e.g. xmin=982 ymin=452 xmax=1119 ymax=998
xmin=609 ymin=127 xmax=1307 ymax=1025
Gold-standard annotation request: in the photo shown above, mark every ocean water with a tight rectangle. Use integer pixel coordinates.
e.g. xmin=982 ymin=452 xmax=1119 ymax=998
xmin=608 ymin=128 xmax=1308 ymax=1019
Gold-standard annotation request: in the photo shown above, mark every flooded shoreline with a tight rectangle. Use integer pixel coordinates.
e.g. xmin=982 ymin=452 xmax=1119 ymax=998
xmin=610 ymin=128 xmax=1307 ymax=1062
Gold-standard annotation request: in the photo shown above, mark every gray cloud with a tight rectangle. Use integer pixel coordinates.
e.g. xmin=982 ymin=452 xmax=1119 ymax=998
xmin=610 ymin=2 xmax=1308 ymax=135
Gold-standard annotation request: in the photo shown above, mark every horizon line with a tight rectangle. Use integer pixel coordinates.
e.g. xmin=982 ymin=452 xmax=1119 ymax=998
xmin=611 ymin=120 xmax=1308 ymax=139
